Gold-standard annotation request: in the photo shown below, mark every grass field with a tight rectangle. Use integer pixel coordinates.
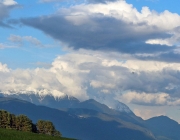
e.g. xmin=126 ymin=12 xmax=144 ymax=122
xmin=0 ymin=128 xmax=76 ymax=140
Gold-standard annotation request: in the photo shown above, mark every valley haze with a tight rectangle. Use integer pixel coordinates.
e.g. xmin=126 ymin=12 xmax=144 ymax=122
xmin=0 ymin=0 xmax=180 ymax=125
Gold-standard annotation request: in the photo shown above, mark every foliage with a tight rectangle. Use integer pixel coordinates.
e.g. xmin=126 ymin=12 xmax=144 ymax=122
xmin=37 ymin=120 xmax=62 ymax=136
xmin=16 ymin=115 xmax=32 ymax=132
xmin=0 ymin=110 xmax=61 ymax=137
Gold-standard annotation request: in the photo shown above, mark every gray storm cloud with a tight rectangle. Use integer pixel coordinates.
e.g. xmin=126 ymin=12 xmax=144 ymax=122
xmin=21 ymin=0 xmax=180 ymax=58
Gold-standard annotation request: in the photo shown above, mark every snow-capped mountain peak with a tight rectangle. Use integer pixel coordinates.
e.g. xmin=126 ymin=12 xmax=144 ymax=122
xmin=114 ymin=101 xmax=132 ymax=113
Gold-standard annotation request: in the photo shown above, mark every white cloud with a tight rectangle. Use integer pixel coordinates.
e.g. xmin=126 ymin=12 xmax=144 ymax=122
xmin=0 ymin=63 xmax=9 ymax=72
xmin=61 ymin=0 xmax=180 ymax=46
xmin=1 ymin=50 xmax=180 ymax=104
xmin=90 ymin=80 xmax=115 ymax=89
xmin=146 ymin=39 xmax=172 ymax=46
xmin=119 ymin=91 xmax=180 ymax=106
xmin=8 ymin=34 xmax=50 ymax=48
xmin=121 ymin=60 xmax=180 ymax=71
xmin=120 ymin=92 xmax=169 ymax=105
xmin=146 ymin=28 xmax=180 ymax=46
xmin=1 ymin=0 xmax=17 ymax=6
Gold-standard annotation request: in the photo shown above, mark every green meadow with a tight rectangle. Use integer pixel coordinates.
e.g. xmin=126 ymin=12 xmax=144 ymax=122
xmin=0 ymin=128 xmax=76 ymax=140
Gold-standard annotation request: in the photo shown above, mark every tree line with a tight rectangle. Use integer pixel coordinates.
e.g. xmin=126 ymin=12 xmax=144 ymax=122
xmin=0 ymin=110 xmax=61 ymax=137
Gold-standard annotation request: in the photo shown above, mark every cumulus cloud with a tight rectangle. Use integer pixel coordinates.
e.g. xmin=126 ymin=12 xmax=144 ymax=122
xmin=1 ymin=50 xmax=180 ymax=104
xmin=120 ymin=59 xmax=180 ymax=71
xmin=146 ymin=26 xmax=180 ymax=47
xmin=0 ymin=62 xmax=10 ymax=72
xmin=0 ymin=67 xmax=88 ymax=101
xmin=21 ymin=0 xmax=180 ymax=57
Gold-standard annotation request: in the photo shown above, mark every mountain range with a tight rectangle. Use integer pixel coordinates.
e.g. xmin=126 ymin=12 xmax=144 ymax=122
xmin=0 ymin=93 xmax=132 ymax=113
xmin=0 ymin=93 xmax=179 ymax=140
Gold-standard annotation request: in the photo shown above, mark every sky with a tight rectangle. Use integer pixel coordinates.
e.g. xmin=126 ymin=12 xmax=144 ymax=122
xmin=1 ymin=0 xmax=180 ymax=122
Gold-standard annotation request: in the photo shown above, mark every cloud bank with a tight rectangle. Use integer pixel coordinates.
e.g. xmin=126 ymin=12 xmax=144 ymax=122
xmin=1 ymin=50 xmax=180 ymax=106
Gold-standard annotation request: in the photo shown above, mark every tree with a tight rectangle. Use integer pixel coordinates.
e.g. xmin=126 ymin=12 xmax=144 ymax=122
xmin=0 ymin=110 xmax=17 ymax=129
xmin=37 ymin=120 xmax=61 ymax=136
xmin=0 ymin=110 xmax=62 ymax=137
xmin=16 ymin=115 xmax=32 ymax=132
xmin=0 ymin=110 xmax=9 ymax=128
xmin=54 ymin=130 xmax=62 ymax=137
xmin=36 ymin=120 xmax=45 ymax=134
xmin=44 ymin=121 xmax=55 ymax=135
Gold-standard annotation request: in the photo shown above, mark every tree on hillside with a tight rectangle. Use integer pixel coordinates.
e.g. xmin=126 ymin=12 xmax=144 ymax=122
xmin=0 ymin=110 xmax=62 ymax=137
xmin=54 ymin=130 xmax=62 ymax=137
xmin=36 ymin=120 xmax=45 ymax=134
xmin=0 ymin=110 xmax=17 ymax=129
xmin=37 ymin=120 xmax=61 ymax=136
xmin=44 ymin=121 xmax=55 ymax=135
xmin=16 ymin=115 xmax=32 ymax=132
xmin=0 ymin=110 xmax=9 ymax=128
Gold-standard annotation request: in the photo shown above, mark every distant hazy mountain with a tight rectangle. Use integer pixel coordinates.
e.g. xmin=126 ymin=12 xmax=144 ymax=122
xmin=0 ymin=97 xmax=155 ymax=140
xmin=0 ymin=92 xmax=145 ymax=126
xmin=1 ymin=93 xmax=180 ymax=140
xmin=69 ymin=98 xmax=145 ymax=127
xmin=0 ymin=93 xmax=132 ymax=114
xmin=0 ymin=93 xmax=80 ymax=108
xmin=0 ymin=92 xmax=147 ymax=127
xmin=72 ymin=99 xmax=133 ymax=114
xmin=146 ymin=116 xmax=180 ymax=140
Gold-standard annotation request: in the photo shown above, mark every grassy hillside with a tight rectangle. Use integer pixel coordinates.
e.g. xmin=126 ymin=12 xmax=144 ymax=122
xmin=0 ymin=128 xmax=75 ymax=140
